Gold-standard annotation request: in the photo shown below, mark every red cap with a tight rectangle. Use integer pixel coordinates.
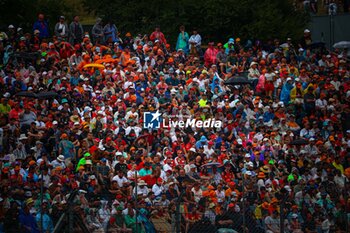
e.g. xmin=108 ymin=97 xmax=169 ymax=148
xmin=166 ymin=151 xmax=172 ymax=155
xmin=157 ymin=178 xmax=163 ymax=183
xmin=106 ymin=137 xmax=112 ymax=142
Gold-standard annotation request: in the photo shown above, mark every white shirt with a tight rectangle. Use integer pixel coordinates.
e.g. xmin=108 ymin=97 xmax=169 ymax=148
xmin=125 ymin=126 xmax=141 ymax=137
xmin=123 ymin=81 xmax=135 ymax=90
xmin=188 ymin=34 xmax=201 ymax=49
xmin=191 ymin=188 xmax=203 ymax=202
xmin=152 ymin=184 xmax=164 ymax=196
xmin=112 ymin=175 xmax=128 ymax=188
xmin=315 ymin=99 xmax=327 ymax=109
xmin=133 ymin=185 xmax=149 ymax=196
xmin=125 ymin=111 xmax=139 ymax=122
xmin=51 ymin=159 xmax=66 ymax=169
xmin=127 ymin=170 xmax=139 ymax=180
xmin=203 ymin=145 xmax=215 ymax=158
xmin=58 ymin=23 xmax=66 ymax=36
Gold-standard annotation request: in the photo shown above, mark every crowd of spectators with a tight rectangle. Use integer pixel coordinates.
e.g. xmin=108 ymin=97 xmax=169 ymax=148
xmin=0 ymin=13 xmax=350 ymax=233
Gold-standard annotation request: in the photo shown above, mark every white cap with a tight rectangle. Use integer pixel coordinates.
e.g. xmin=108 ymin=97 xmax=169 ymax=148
xmin=286 ymin=77 xmax=292 ymax=82
xmin=245 ymin=153 xmax=250 ymax=158
xmin=304 ymin=29 xmax=310 ymax=33
xmin=52 ymin=121 xmax=58 ymax=125
xmin=115 ymin=151 xmax=123 ymax=156
xmin=247 ymin=161 xmax=254 ymax=167
xmin=189 ymin=148 xmax=196 ymax=153
xmin=85 ymin=160 xmax=92 ymax=165
xmin=8 ymin=25 xmax=14 ymax=29
xmin=74 ymin=122 xmax=80 ymax=126
xmin=298 ymin=48 xmax=304 ymax=52
xmin=237 ymin=138 xmax=243 ymax=145
xmin=84 ymin=106 xmax=92 ymax=112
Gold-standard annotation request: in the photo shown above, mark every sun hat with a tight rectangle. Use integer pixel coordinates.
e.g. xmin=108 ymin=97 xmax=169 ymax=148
xmin=57 ymin=155 xmax=65 ymax=162
xmin=138 ymin=180 xmax=147 ymax=186
xmin=258 ymin=172 xmax=266 ymax=179
xmin=19 ymin=134 xmax=28 ymax=140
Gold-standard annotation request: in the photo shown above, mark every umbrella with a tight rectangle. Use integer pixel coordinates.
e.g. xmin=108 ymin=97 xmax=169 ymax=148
xmin=135 ymin=134 xmax=153 ymax=146
xmin=36 ymin=91 xmax=58 ymax=99
xmin=15 ymin=91 xmax=37 ymax=98
xmin=224 ymin=76 xmax=252 ymax=86
xmin=202 ymin=162 xmax=223 ymax=173
xmin=280 ymin=43 xmax=289 ymax=48
xmin=289 ymin=138 xmax=309 ymax=145
xmin=83 ymin=63 xmax=105 ymax=69
xmin=202 ymin=162 xmax=223 ymax=168
xmin=333 ymin=41 xmax=350 ymax=49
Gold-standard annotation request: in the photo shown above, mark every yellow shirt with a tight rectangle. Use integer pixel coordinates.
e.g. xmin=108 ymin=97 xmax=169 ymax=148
xmin=0 ymin=103 xmax=11 ymax=114
xmin=333 ymin=162 xmax=344 ymax=174
xmin=198 ymin=99 xmax=208 ymax=107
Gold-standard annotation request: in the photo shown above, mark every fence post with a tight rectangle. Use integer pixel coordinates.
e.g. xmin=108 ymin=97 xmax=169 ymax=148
xmin=242 ymin=175 xmax=246 ymax=233
xmin=176 ymin=190 xmax=186 ymax=233
xmin=280 ymin=193 xmax=288 ymax=233
xmin=135 ymin=170 xmax=138 ymax=233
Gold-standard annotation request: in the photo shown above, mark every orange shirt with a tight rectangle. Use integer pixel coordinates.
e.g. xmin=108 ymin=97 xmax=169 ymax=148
xmin=121 ymin=52 xmax=130 ymax=67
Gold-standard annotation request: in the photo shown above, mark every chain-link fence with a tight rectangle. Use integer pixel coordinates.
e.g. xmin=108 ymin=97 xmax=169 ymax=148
xmin=171 ymin=191 xmax=350 ymax=233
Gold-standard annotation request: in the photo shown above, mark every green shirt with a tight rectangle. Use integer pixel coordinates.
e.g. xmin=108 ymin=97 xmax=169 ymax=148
xmin=139 ymin=168 xmax=152 ymax=177
xmin=0 ymin=103 xmax=11 ymax=114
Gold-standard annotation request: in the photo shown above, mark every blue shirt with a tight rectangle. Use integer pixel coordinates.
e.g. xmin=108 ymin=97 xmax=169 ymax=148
xmin=33 ymin=20 xmax=49 ymax=39
xmin=19 ymin=211 xmax=40 ymax=233
xmin=36 ymin=212 xmax=54 ymax=233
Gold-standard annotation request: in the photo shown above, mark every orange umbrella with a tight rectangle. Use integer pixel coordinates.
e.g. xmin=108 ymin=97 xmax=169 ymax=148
xmin=83 ymin=63 xmax=105 ymax=69
xmin=95 ymin=58 xmax=119 ymax=64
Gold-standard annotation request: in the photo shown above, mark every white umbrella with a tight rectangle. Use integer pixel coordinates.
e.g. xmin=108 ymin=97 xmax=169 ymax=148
xmin=333 ymin=41 xmax=350 ymax=49
xmin=280 ymin=43 xmax=289 ymax=48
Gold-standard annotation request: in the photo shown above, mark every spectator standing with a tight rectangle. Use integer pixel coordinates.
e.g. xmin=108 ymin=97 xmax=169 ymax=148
xmin=176 ymin=25 xmax=189 ymax=54
xmin=33 ymin=13 xmax=49 ymax=39
xmin=69 ymin=16 xmax=84 ymax=45
xmin=54 ymin=16 xmax=69 ymax=41
xmin=91 ymin=18 xmax=104 ymax=44
xmin=103 ymin=19 xmax=118 ymax=44
xmin=188 ymin=28 xmax=202 ymax=56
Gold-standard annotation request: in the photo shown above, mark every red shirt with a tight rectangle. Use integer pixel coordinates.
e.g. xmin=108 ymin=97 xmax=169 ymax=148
xmin=142 ymin=175 xmax=157 ymax=187
xmin=8 ymin=108 xmax=21 ymax=120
